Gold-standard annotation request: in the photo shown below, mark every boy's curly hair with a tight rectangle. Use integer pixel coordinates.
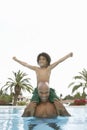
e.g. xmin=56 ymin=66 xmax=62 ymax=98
xmin=37 ymin=52 xmax=51 ymax=66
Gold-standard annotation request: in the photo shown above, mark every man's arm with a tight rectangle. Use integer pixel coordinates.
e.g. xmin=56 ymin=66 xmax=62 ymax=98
xmin=49 ymin=52 xmax=73 ymax=69
xmin=13 ymin=57 xmax=37 ymax=70
xmin=22 ymin=102 xmax=37 ymax=117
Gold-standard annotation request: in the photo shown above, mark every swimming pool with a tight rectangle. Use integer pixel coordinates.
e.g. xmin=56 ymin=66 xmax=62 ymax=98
xmin=0 ymin=105 xmax=87 ymax=130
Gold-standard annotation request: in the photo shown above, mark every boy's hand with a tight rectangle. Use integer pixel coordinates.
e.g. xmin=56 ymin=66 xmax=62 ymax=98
xmin=13 ymin=56 xmax=17 ymax=60
xmin=22 ymin=101 xmax=37 ymax=117
xmin=27 ymin=101 xmax=37 ymax=111
xmin=69 ymin=52 xmax=73 ymax=57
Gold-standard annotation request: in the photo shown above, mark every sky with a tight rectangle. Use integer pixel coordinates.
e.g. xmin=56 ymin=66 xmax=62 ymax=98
xmin=0 ymin=0 xmax=87 ymax=98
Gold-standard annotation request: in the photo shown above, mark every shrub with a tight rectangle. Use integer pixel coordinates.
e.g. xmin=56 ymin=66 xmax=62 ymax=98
xmin=73 ymin=99 xmax=87 ymax=105
xmin=0 ymin=94 xmax=12 ymax=105
xmin=0 ymin=99 xmax=7 ymax=105
xmin=17 ymin=101 xmax=27 ymax=106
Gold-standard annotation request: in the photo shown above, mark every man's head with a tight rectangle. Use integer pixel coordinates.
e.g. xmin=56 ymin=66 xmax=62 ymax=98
xmin=37 ymin=52 xmax=51 ymax=67
xmin=38 ymin=82 xmax=50 ymax=102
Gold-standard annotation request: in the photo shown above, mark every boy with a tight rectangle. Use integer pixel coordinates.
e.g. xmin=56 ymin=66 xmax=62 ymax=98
xmin=13 ymin=52 xmax=73 ymax=103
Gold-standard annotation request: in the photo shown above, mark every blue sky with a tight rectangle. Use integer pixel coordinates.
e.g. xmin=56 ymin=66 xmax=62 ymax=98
xmin=0 ymin=0 xmax=87 ymax=97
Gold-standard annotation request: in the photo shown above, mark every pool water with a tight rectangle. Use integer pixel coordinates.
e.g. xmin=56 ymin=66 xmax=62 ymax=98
xmin=0 ymin=106 xmax=87 ymax=130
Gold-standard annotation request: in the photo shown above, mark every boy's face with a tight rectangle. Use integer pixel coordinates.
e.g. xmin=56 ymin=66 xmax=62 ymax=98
xmin=38 ymin=56 xmax=48 ymax=67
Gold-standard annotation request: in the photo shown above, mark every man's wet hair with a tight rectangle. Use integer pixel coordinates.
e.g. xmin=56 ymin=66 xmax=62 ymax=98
xmin=37 ymin=52 xmax=51 ymax=66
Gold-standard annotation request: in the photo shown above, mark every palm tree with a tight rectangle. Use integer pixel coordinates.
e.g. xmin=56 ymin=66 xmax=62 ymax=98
xmin=1 ymin=70 xmax=33 ymax=105
xmin=0 ymin=89 xmax=3 ymax=95
xmin=68 ymin=68 xmax=87 ymax=99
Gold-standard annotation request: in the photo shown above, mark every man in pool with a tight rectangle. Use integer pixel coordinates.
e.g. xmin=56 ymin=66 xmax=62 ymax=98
xmin=22 ymin=82 xmax=71 ymax=118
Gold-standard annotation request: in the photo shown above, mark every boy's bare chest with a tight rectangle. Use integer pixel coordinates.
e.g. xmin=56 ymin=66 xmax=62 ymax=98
xmin=36 ymin=68 xmax=51 ymax=76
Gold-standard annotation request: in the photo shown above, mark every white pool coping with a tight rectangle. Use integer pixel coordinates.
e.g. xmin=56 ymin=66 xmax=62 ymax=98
xmin=0 ymin=105 xmax=87 ymax=109
xmin=0 ymin=105 xmax=26 ymax=109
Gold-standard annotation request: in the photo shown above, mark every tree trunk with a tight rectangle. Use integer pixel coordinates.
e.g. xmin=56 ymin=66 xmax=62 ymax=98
xmin=13 ymin=85 xmax=21 ymax=105
xmin=13 ymin=94 xmax=18 ymax=105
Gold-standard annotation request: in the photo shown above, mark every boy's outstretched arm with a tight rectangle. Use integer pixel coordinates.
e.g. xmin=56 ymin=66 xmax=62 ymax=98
xmin=50 ymin=52 xmax=73 ymax=69
xmin=13 ymin=57 xmax=37 ymax=70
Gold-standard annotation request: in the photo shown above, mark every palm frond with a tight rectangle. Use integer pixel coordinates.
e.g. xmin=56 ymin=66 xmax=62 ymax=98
xmin=72 ymin=83 xmax=82 ymax=93
xmin=2 ymin=70 xmax=33 ymax=93
xmin=73 ymin=76 xmax=83 ymax=80
xmin=79 ymin=68 xmax=87 ymax=81
xmin=68 ymin=82 xmax=75 ymax=88
xmin=68 ymin=68 xmax=87 ymax=95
